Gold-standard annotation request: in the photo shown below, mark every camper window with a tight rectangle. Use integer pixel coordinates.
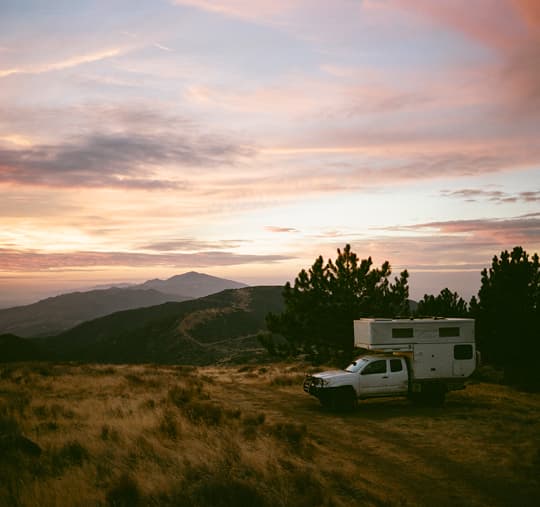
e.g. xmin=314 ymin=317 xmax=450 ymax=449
xmin=439 ymin=327 xmax=460 ymax=338
xmin=392 ymin=328 xmax=414 ymax=338
xmin=454 ymin=344 xmax=473 ymax=360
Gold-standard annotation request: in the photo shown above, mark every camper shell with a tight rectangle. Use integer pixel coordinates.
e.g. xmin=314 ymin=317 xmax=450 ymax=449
xmin=353 ymin=318 xmax=476 ymax=381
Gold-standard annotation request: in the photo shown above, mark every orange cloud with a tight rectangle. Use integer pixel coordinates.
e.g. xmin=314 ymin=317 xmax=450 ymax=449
xmin=511 ymin=0 xmax=540 ymax=29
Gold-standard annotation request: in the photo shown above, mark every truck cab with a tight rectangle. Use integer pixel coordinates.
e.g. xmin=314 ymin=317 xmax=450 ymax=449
xmin=304 ymin=355 xmax=409 ymax=409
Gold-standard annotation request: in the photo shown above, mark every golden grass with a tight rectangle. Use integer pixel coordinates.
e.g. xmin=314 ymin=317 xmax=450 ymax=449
xmin=1 ymin=362 xmax=539 ymax=506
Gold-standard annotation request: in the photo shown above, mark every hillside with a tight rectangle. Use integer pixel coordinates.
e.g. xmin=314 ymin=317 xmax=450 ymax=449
xmin=0 ymin=288 xmax=188 ymax=338
xmin=1 ymin=362 xmax=538 ymax=506
xmin=1 ymin=286 xmax=284 ymax=364
xmin=0 ymin=334 xmax=43 ymax=362
xmin=0 ymin=272 xmax=246 ymax=338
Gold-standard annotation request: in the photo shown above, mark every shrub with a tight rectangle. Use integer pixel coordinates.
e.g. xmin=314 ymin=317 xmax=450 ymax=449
xmin=174 ymin=365 xmax=197 ymax=375
xmin=270 ymin=375 xmax=295 ymax=386
xmin=191 ymin=476 xmax=266 ymax=507
xmin=185 ymin=400 xmax=223 ymax=426
xmin=51 ymin=440 xmax=89 ymax=471
xmin=168 ymin=383 xmax=208 ymax=408
xmin=0 ymin=415 xmax=20 ymax=436
xmin=141 ymin=399 xmax=156 ymax=410
xmin=100 ymin=425 xmax=119 ymax=442
xmin=159 ymin=473 xmax=266 ymax=507
xmin=124 ymin=373 xmax=144 ymax=385
xmin=158 ymin=411 xmax=180 ymax=440
xmin=267 ymin=422 xmax=308 ymax=449
xmin=106 ymin=474 xmax=140 ymax=507
xmin=242 ymin=412 xmax=266 ymax=439
xmin=242 ymin=412 xmax=265 ymax=427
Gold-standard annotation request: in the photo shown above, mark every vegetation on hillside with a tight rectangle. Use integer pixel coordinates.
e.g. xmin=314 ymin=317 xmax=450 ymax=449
xmin=0 ymin=286 xmax=284 ymax=366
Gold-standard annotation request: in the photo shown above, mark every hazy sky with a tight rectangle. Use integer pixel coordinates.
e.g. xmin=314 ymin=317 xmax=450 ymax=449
xmin=1 ymin=0 xmax=539 ymax=306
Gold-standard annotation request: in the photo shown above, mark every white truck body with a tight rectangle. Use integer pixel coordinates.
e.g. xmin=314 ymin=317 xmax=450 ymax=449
xmin=304 ymin=318 xmax=477 ymax=409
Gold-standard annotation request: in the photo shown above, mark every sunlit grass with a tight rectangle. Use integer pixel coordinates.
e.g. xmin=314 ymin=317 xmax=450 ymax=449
xmin=1 ymin=362 xmax=539 ymax=506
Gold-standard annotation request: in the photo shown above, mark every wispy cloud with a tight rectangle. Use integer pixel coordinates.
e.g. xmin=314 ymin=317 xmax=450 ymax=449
xmin=172 ymin=0 xmax=306 ymax=22
xmin=140 ymin=238 xmax=244 ymax=251
xmin=153 ymin=42 xmax=173 ymax=52
xmin=265 ymin=226 xmax=299 ymax=233
xmin=0 ymin=48 xmax=125 ymax=78
xmin=0 ymin=248 xmax=291 ymax=272
xmin=384 ymin=214 xmax=540 ymax=247
xmin=0 ymin=132 xmax=253 ymax=189
xmin=441 ymin=188 xmax=540 ymax=203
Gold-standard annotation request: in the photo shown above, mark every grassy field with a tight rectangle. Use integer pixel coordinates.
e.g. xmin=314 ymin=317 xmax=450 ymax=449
xmin=1 ymin=362 xmax=539 ymax=506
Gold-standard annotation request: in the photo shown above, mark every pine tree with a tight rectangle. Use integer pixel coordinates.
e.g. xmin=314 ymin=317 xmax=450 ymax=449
xmin=473 ymin=246 xmax=540 ymax=387
xmin=266 ymin=245 xmax=409 ymax=364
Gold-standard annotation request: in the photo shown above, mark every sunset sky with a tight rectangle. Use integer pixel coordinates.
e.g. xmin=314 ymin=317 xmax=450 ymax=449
xmin=1 ymin=0 xmax=539 ymax=307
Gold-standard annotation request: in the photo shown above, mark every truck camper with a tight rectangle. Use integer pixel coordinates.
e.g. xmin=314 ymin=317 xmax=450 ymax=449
xmin=304 ymin=318 xmax=477 ymax=409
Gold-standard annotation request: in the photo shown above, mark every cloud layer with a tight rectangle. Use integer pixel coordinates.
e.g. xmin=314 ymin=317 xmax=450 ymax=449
xmin=0 ymin=0 xmax=538 ymax=302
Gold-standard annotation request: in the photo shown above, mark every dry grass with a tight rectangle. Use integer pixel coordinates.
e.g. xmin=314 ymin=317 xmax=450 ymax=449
xmin=0 ymin=362 xmax=539 ymax=506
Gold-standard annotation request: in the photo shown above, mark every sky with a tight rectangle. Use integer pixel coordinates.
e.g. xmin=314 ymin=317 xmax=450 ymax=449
xmin=1 ymin=0 xmax=539 ymax=307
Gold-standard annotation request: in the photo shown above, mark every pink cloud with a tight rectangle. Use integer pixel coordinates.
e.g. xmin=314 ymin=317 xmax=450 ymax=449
xmin=384 ymin=214 xmax=540 ymax=250
xmin=0 ymin=248 xmax=290 ymax=272
xmin=392 ymin=0 xmax=540 ymax=116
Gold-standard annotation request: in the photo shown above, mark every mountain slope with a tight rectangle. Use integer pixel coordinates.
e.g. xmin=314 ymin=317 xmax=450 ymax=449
xmin=22 ymin=286 xmax=283 ymax=365
xmin=0 ymin=288 xmax=189 ymax=338
xmin=0 ymin=272 xmax=247 ymax=338
xmin=135 ymin=271 xmax=247 ymax=298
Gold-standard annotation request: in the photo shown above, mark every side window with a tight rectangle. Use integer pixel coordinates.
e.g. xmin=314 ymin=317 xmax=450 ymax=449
xmin=440 ymin=327 xmax=460 ymax=337
xmin=361 ymin=360 xmax=387 ymax=375
xmin=454 ymin=344 xmax=473 ymax=360
xmin=392 ymin=328 xmax=413 ymax=338
xmin=390 ymin=359 xmax=403 ymax=372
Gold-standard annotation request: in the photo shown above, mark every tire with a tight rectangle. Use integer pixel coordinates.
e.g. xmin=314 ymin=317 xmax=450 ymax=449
xmin=320 ymin=387 xmax=356 ymax=412
xmin=410 ymin=385 xmax=446 ymax=406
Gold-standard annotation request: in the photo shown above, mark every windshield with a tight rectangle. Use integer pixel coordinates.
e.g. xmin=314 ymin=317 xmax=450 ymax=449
xmin=345 ymin=358 xmax=369 ymax=373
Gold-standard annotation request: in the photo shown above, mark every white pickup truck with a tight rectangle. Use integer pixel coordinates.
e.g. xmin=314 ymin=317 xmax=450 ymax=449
xmin=303 ymin=318 xmax=477 ymax=409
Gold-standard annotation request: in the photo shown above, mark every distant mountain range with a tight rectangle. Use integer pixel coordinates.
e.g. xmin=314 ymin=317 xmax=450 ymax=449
xmin=0 ymin=272 xmax=247 ymax=338
xmin=0 ymin=286 xmax=284 ymax=365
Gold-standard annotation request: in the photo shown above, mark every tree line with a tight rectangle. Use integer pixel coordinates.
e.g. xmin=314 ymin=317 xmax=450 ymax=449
xmin=264 ymin=245 xmax=539 ymax=388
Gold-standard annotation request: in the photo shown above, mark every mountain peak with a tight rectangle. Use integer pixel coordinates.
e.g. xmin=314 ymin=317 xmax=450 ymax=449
xmin=136 ymin=272 xmax=247 ymax=298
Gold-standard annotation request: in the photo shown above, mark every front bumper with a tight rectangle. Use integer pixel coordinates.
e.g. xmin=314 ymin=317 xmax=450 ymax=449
xmin=303 ymin=375 xmax=325 ymax=396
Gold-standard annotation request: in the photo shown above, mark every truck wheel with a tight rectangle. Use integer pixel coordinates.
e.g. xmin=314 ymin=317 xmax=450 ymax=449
xmin=430 ymin=389 xmax=446 ymax=406
xmin=319 ymin=393 xmax=333 ymax=410
xmin=410 ymin=386 xmax=446 ymax=406
xmin=341 ymin=388 xmax=357 ymax=411
xmin=332 ymin=387 xmax=356 ymax=412
xmin=325 ymin=388 xmax=356 ymax=412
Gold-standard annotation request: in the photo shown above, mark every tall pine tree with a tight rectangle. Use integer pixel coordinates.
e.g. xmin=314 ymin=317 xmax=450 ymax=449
xmin=266 ymin=245 xmax=409 ymax=363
